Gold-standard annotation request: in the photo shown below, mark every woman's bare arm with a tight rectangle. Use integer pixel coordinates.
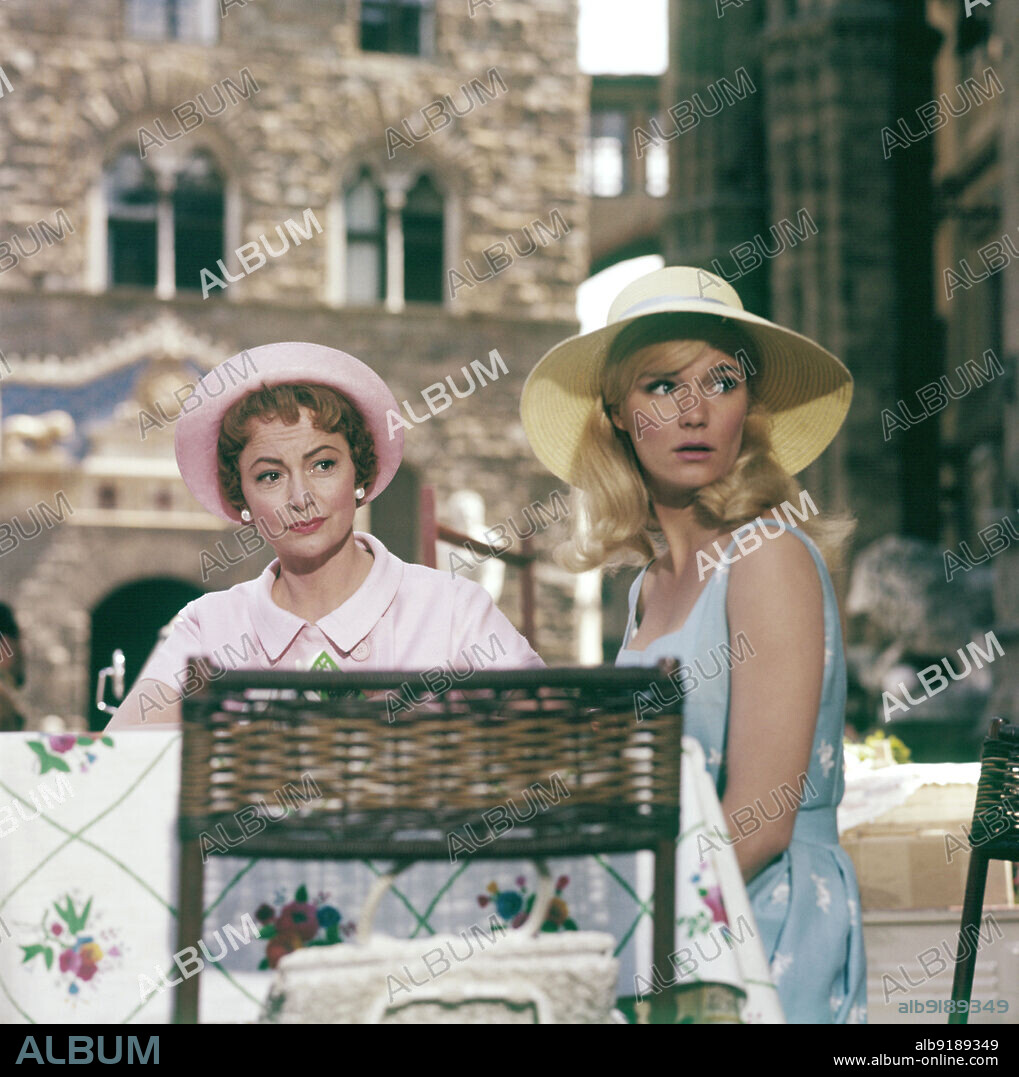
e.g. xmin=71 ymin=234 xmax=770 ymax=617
xmin=103 ymin=678 xmax=182 ymax=731
xmin=721 ymin=530 xmax=825 ymax=882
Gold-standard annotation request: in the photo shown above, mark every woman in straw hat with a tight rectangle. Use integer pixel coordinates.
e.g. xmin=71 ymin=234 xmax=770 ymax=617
xmin=521 ymin=266 xmax=866 ymax=1023
xmin=106 ymin=342 xmax=542 ymax=729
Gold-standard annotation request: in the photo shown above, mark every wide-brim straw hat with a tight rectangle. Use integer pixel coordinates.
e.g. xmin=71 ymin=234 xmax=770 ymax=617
xmin=174 ymin=341 xmax=403 ymax=522
xmin=520 ymin=266 xmax=853 ymax=484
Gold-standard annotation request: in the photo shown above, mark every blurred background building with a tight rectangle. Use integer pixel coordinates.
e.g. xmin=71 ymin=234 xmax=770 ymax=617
xmin=0 ymin=0 xmax=1015 ymax=756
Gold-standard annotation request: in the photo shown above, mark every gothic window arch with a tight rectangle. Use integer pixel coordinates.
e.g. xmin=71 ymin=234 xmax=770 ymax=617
xmin=106 ymin=153 xmax=158 ymax=289
xmin=334 ymin=165 xmax=446 ymax=309
xmin=344 ymin=168 xmax=386 ymax=304
xmin=103 ymin=147 xmax=225 ymax=297
xmin=402 ymin=173 xmax=444 ymax=303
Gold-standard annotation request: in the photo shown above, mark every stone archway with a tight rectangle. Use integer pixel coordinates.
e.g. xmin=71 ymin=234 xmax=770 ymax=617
xmin=88 ymin=576 xmax=203 ymax=730
xmin=13 ymin=524 xmax=241 ymax=728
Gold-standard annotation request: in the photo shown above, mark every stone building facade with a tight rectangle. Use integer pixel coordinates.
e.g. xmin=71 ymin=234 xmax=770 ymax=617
xmin=665 ymin=0 xmax=944 ymax=554
xmin=662 ymin=0 xmax=1019 ymax=731
xmin=0 ymin=0 xmax=593 ymax=729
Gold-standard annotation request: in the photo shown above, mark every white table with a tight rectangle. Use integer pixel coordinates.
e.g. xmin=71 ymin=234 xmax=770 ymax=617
xmin=0 ymin=730 xmax=782 ymax=1023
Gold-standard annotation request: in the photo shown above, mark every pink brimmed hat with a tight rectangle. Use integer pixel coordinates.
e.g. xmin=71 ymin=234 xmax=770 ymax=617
xmin=174 ymin=341 xmax=403 ymax=522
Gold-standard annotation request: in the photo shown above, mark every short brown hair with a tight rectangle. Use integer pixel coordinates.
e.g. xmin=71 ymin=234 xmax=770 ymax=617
xmin=217 ymin=383 xmax=378 ymax=513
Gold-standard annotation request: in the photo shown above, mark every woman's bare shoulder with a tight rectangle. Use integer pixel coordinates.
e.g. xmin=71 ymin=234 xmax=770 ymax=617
xmin=727 ymin=526 xmax=822 ymax=613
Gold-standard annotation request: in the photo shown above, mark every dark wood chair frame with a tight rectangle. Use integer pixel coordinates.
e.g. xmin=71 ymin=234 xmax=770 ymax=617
xmin=174 ymin=663 xmax=684 ymax=1024
xmin=949 ymin=717 xmax=1019 ymax=1025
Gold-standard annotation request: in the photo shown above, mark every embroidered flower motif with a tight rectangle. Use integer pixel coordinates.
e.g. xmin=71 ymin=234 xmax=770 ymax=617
xmin=701 ymin=885 xmax=728 ymax=927
xmin=847 ymin=897 xmax=858 ymax=924
xmin=254 ymin=885 xmax=355 ymax=969
xmin=78 ymin=942 xmax=103 ymax=964
xmin=316 ymin=905 xmax=341 ymax=928
xmin=707 ymin=747 xmax=723 ymax=767
xmin=478 ymin=875 xmax=576 ymax=932
xmin=847 ymin=1003 xmax=866 ymax=1024
xmin=830 ymin=993 xmax=844 ymax=1015
xmin=546 ymin=897 xmax=570 ymax=926
xmin=276 ymin=901 xmax=319 ymax=942
xmin=816 ymin=740 xmax=835 ymax=779
xmin=59 ymin=948 xmax=81 ymax=974
xmin=811 ymin=873 xmax=832 ymax=914
xmin=679 ymin=862 xmax=729 ymax=936
xmin=22 ymin=894 xmax=123 ymax=997
xmin=266 ymin=934 xmax=304 ymax=969
xmin=495 ymin=891 xmax=524 ymax=921
xmin=28 ymin=736 xmax=114 ymax=775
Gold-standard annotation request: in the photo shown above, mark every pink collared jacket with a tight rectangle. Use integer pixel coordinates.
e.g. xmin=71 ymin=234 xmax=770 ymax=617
xmin=139 ymin=531 xmax=544 ymax=691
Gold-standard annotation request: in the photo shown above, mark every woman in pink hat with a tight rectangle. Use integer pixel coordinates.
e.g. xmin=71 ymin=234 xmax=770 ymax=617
xmin=106 ymin=342 xmax=542 ymax=729
xmin=521 ymin=266 xmax=866 ymax=1023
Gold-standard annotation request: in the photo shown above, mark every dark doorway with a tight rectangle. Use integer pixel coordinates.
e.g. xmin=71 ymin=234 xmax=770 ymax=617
xmin=369 ymin=465 xmax=420 ymax=564
xmin=88 ymin=577 xmax=202 ymax=731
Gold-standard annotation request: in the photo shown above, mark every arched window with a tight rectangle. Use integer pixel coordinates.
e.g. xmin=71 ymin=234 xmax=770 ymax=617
xmin=174 ymin=151 xmax=225 ymax=293
xmin=104 ymin=148 xmax=225 ymax=296
xmin=341 ymin=168 xmax=445 ymax=308
xmin=106 ymin=153 xmax=159 ymax=288
xmin=402 ymin=174 xmax=444 ymax=303
xmin=125 ymin=0 xmax=219 ymax=44
xmin=644 ymin=133 xmax=669 ymax=198
xmin=581 ymin=109 xmax=628 ymax=197
xmin=344 ymin=169 xmax=386 ymax=304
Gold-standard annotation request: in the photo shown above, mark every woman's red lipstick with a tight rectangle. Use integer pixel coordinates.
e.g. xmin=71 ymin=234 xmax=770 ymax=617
xmin=288 ymin=517 xmax=325 ymax=534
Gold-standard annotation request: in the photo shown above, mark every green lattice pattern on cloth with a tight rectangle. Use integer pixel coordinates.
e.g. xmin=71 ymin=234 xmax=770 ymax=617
xmin=0 ymin=733 xmax=779 ymax=1022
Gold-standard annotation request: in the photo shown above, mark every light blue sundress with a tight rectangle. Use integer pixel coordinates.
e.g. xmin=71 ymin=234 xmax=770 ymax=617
xmin=616 ymin=518 xmax=868 ymax=1023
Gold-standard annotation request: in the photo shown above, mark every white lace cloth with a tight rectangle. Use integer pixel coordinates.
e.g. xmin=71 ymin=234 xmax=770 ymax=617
xmin=837 ymin=761 xmax=980 ymax=834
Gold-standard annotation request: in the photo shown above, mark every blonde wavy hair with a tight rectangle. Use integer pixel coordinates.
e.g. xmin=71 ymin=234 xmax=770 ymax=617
xmin=557 ymin=313 xmax=855 ymax=575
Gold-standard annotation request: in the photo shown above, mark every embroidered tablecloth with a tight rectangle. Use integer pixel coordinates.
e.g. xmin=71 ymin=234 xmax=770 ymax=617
xmin=0 ymin=731 xmax=783 ymax=1023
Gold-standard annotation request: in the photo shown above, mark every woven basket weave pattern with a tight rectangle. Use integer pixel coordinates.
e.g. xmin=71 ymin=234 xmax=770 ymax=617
xmin=180 ymin=675 xmax=683 ymax=851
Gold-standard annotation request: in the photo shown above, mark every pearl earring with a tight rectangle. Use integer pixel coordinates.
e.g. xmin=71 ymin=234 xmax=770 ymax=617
xmin=240 ymin=508 xmax=252 ymax=522
xmin=355 ymin=487 xmax=366 ymax=502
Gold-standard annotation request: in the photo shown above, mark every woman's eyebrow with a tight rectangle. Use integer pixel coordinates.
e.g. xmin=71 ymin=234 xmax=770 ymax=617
xmin=640 ymin=369 xmax=681 ymax=379
xmin=640 ymin=362 xmax=741 ymax=380
xmin=248 ymin=444 xmax=340 ymax=469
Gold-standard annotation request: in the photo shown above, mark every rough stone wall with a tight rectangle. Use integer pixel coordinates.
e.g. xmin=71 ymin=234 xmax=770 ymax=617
xmin=0 ymin=0 xmax=586 ymax=319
